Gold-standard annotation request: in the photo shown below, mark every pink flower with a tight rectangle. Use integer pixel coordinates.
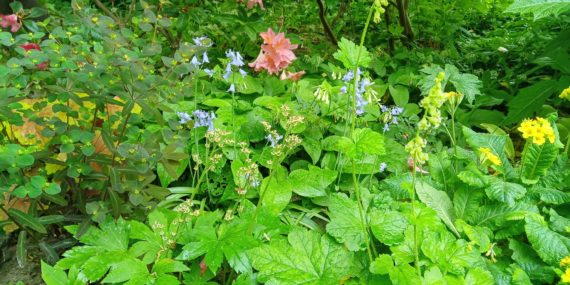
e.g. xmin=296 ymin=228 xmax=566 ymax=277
xmin=280 ymin=70 xmax=305 ymax=81
xmin=407 ymin=157 xmax=429 ymax=174
xmin=20 ymin=43 xmax=48 ymax=70
xmin=249 ymin=28 xmax=298 ymax=75
xmin=238 ymin=0 xmax=264 ymax=9
xmin=0 ymin=14 xmax=21 ymax=33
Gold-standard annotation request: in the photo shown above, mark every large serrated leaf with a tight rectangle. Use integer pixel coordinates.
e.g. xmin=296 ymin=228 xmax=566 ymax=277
xmin=485 ymin=178 xmax=527 ymax=206
xmin=249 ymin=229 xmax=353 ymax=285
xmin=506 ymin=0 xmax=570 ymax=20
xmin=333 ymin=38 xmax=371 ymax=69
xmin=525 ymin=215 xmax=570 ymax=266
xmin=415 ymin=181 xmax=460 ymax=237
xmin=521 ymin=140 xmax=559 ymax=184
xmin=326 ymin=193 xmax=367 ymax=251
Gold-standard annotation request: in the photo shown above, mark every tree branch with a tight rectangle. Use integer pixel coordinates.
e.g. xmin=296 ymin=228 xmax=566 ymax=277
xmin=93 ymin=0 xmax=124 ymax=28
xmin=315 ymin=0 xmax=338 ymax=46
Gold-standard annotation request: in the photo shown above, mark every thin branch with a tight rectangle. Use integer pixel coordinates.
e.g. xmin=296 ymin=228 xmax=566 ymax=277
xmin=315 ymin=0 xmax=338 ymax=46
xmin=93 ymin=0 xmax=124 ymax=28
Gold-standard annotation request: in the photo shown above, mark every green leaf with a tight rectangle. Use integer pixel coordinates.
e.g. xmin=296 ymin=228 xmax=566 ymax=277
xmin=465 ymin=268 xmax=494 ymax=285
xmin=261 ymin=166 xmax=292 ymax=214
xmin=463 ymin=127 xmax=510 ymax=168
xmin=333 ymin=38 xmax=372 ymax=69
xmin=17 ymin=231 xmax=27 ymax=268
xmin=153 ymin=258 xmax=189 ymax=274
xmin=9 ymin=208 xmax=47 ymax=234
xmin=42 ymin=261 xmax=69 ymax=285
xmin=453 ymin=187 xmax=484 ymax=221
xmin=503 ymin=80 xmax=557 ymax=125
xmin=521 ymin=140 xmax=559 ymax=184
xmin=415 ymin=181 xmax=460 ymax=237
xmin=485 ymin=178 xmax=526 ymax=206
xmin=509 ymin=239 xmax=555 ymax=283
xmin=524 ymin=215 xmax=570 ymax=266
xmin=352 ymin=128 xmax=385 ymax=157
xmin=421 ymin=230 xmax=481 ymax=275
xmin=249 ymin=229 xmax=353 ymax=285
xmin=289 ymin=165 xmax=337 ymax=197
xmin=388 ymin=263 xmax=420 ymax=285
xmin=370 ymin=209 xmax=408 ymax=246
xmin=506 ymin=0 xmax=570 ymax=20
xmin=370 ymin=254 xmax=393 ymax=275
xmin=102 ymin=258 xmax=149 ymax=283
xmin=389 ymin=85 xmax=409 ymax=106
xmin=326 ymin=193 xmax=367 ymax=251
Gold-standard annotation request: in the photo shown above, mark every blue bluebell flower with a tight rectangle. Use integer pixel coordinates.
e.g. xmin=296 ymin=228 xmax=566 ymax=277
xmin=391 ymin=107 xmax=404 ymax=116
xmin=380 ymin=105 xmax=388 ymax=113
xmin=192 ymin=110 xmax=216 ymax=131
xmin=202 ymin=52 xmax=209 ymax=63
xmin=177 ymin=112 xmax=192 ymax=124
xmin=379 ymin=162 xmax=387 ymax=172
xmin=342 ymin=71 xmax=354 ymax=82
xmin=228 ymin=84 xmax=236 ymax=93
xmin=266 ymin=133 xmax=283 ymax=148
xmin=355 ymin=93 xmax=368 ymax=116
xmin=226 ymin=50 xmax=245 ymax=67
xmin=340 ymin=86 xmax=347 ymax=94
xmin=383 ymin=124 xmax=390 ymax=132
xmin=193 ymin=36 xmax=212 ymax=47
xmin=204 ymin=68 xmax=215 ymax=77
xmin=239 ymin=68 xmax=247 ymax=78
xmin=223 ymin=63 xmax=232 ymax=80
xmin=190 ymin=56 xmax=201 ymax=67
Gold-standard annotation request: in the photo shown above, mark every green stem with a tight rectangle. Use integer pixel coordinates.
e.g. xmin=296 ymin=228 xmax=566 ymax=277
xmin=411 ymin=160 xmax=421 ymax=277
xmin=347 ymin=2 xmax=376 ymax=264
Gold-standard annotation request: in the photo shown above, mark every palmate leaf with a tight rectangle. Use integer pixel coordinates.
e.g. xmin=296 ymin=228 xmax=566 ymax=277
xmin=525 ymin=215 xmax=570 ymax=266
xmin=249 ymin=229 xmax=353 ymax=285
xmin=421 ymin=230 xmax=482 ymax=275
xmin=506 ymin=0 xmax=570 ymax=20
xmin=369 ymin=209 xmax=408 ymax=246
xmin=332 ymin=38 xmax=372 ymax=69
xmin=289 ymin=165 xmax=337 ymax=197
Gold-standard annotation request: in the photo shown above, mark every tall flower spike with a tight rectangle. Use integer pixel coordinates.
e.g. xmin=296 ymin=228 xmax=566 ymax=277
xmin=249 ymin=28 xmax=298 ymax=75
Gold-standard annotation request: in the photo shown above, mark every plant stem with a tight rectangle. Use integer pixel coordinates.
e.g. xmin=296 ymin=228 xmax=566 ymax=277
xmin=411 ymin=160 xmax=421 ymax=277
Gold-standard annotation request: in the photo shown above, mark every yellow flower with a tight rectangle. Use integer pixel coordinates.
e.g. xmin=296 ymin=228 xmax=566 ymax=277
xmin=479 ymin=147 xmax=502 ymax=166
xmin=563 ymin=268 xmax=570 ymax=283
xmin=561 ymin=256 xmax=570 ymax=267
xmin=560 ymin=87 xmax=570 ymax=101
xmin=517 ymin=117 xmax=555 ymax=145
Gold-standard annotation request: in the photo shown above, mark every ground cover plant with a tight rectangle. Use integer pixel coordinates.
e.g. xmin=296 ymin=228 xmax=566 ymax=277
xmin=0 ymin=0 xmax=570 ymax=284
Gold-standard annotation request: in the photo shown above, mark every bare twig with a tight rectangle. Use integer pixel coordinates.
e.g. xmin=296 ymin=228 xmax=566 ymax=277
xmin=315 ymin=0 xmax=338 ymax=46
xmin=93 ymin=0 xmax=124 ymax=28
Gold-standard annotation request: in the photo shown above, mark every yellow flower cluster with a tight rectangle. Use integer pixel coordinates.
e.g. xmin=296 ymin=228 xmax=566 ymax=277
xmin=561 ymin=256 xmax=570 ymax=283
xmin=479 ymin=147 xmax=502 ymax=166
xmin=418 ymin=72 xmax=448 ymax=131
xmin=560 ymin=87 xmax=570 ymax=101
xmin=517 ymin=117 xmax=555 ymax=145
xmin=405 ymin=135 xmax=428 ymax=165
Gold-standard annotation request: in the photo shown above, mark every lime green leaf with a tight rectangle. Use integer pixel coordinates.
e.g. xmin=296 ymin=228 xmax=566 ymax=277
xmin=421 ymin=230 xmax=481 ymax=275
xmin=506 ymin=0 xmax=570 ymax=20
xmin=326 ymin=193 xmax=368 ymax=251
xmin=289 ymin=165 xmax=337 ymax=197
xmin=388 ymin=263 xmax=420 ymax=285
xmin=370 ymin=254 xmax=393 ymax=275
xmin=249 ymin=229 xmax=353 ymax=285
xmin=41 ymin=261 xmax=69 ymax=285
xmin=152 ymin=258 xmax=190 ymax=274
xmin=333 ymin=38 xmax=371 ymax=69
xmin=370 ymin=209 xmax=408 ymax=246
xmin=389 ymin=85 xmax=409 ymax=106
xmin=261 ymin=166 xmax=292 ymax=214
xmin=453 ymin=187 xmax=485 ymax=221
xmin=415 ymin=181 xmax=460 ymax=237
xmin=465 ymin=268 xmax=494 ymax=285
xmin=524 ymin=215 xmax=570 ymax=266
xmin=102 ymin=258 xmax=149 ymax=283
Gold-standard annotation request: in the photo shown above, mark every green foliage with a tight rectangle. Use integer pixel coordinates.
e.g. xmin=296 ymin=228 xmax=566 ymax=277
xmin=0 ymin=0 xmax=565 ymax=284
xmin=506 ymin=0 xmax=570 ymax=20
